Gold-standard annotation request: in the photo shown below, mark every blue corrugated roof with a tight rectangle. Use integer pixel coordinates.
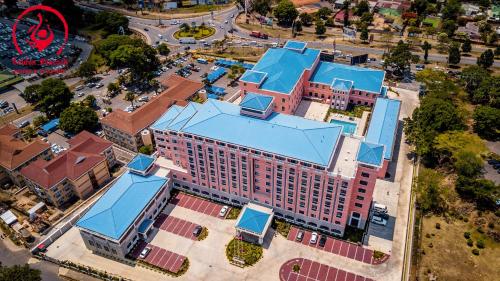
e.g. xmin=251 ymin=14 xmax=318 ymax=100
xmin=365 ymin=98 xmax=401 ymax=160
xmin=41 ymin=118 xmax=59 ymax=132
xmin=150 ymin=105 xmax=184 ymax=131
xmin=240 ymin=93 xmax=273 ymax=111
xmin=76 ymin=171 xmax=167 ymax=240
xmin=310 ymin=61 xmax=385 ymax=93
xmin=138 ymin=219 xmax=153 ymax=234
xmin=236 ymin=208 xmax=271 ymax=234
xmin=158 ymin=99 xmax=342 ymax=166
xmin=356 ymin=141 xmax=384 ymax=166
xmin=127 ymin=154 xmax=155 ymax=172
xmin=207 ymin=68 xmax=227 ymax=83
xmin=240 ymin=70 xmax=267 ymax=84
xmin=284 ymin=40 xmax=307 ymax=52
xmin=331 ymin=79 xmax=353 ymax=91
xmin=240 ymin=47 xmax=320 ymax=94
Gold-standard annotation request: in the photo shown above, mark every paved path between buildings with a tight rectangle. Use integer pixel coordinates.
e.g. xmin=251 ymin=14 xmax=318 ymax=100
xmin=287 ymin=227 xmax=389 ymax=265
xmin=280 ymin=258 xmax=375 ymax=281
xmin=154 ymin=213 xmax=200 ymax=240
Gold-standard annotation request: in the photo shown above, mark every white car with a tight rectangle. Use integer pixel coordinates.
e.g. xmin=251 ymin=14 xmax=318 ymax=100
xmin=371 ymin=215 xmax=387 ymax=226
xmin=219 ymin=206 xmax=229 ymax=217
xmin=310 ymin=232 xmax=318 ymax=244
xmin=77 ymin=92 xmax=84 ymax=97
xmin=139 ymin=247 xmax=151 ymax=259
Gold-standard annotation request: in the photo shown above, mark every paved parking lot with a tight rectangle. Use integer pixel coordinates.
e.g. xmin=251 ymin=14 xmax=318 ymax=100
xmin=171 ymin=192 xmax=228 ymax=219
xmin=130 ymin=242 xmax=186 ymax=274
xmin=154 ymin=213 xmax=200 ymax=240
xmin=280 ymin=258 xmax=374 ymax=281
xmin=287 ymin=227 xmax=387 ymax=265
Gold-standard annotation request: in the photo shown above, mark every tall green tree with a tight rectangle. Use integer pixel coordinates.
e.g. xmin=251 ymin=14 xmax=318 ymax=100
xmin=299 ymin=12 xmax=313 ymax=26
xmin=77 ymin=61 xmax=96 ymax=81
xmin=460 ymin=65 xmax=490 ymax=93
xmin=448 ymin=43 xmax=461 ymax=65
xmin=315 ymin=20 xmax=326 ymax=35
xmin=316 ymin=7 xmax=332 ymax=20
xmin=124 ymin=92 xmax=136 ymax=107
xmin=0 ymin=264 xmax=41 ymax=281
xmin=383 ymin=40 xmax=419 ymax=75
xmin=342 ymin=0 xmax=350 ymax=27
xmin=157 ymin=43 xmax=170 ymax=56
xmin=95 ymin=11 xmax=129 ymax=35
xmin=360 ymin=27 xmax=369 ymax=42
xmin=21 ymin=79 xmax=73 ymax=118
xmin=274 ymin=0 xmax=298 ymax=26
xmin=441 ymin=0 xmax=462 ymax=21
xmin=461 ymin=37 xmax=472 ymax=53
xmin=422 ymin=41 xmax=432 ymax=62
xmin=251 ymin=0 xmax=271 ymax=16
xmin=473 ymin=105 xmax=500 ymax=140
xmin=477 ymin=49 xmax=495 ymax=69
xmin=59 ymin=104 xmax=99 ymax=134
xmin=441 ymin=19 xmax=457 ymax=37
xmin=354 ymin=0 xmax=370 ymax=16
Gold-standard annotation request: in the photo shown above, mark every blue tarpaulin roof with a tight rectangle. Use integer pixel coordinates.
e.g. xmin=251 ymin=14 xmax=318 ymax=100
xmin=206 ymin=85 xmax=225 ymax=95
xmin=41 ymin=118 xmax=59 ymax=132
xmin=236 ymin=208 xmax=271 ymax=235
xmin=207 ymin=68 xmax=227 ymax=84
xmin=215 ymin=59 xmax=254 ymax=70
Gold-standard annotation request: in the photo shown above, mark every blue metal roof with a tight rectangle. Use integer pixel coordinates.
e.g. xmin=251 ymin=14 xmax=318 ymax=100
xmin=331 ymin=79 xmax=353 ymax=91
xmin=127 ymin=154 xmax=155 ymax=172
xmin=76 ymin=171 xmax=168 ymax=240
xmin=240 ymin=70 xmax=267 ymax=84
xmin=240 ymin=93 xmax=273 ymax=111
xmin=236 ymin=208 xmax=271 ymax=235
xmin=150 ymin=105 xmax=184 ymax=131
xmin=158 ymin=99 xmax=342 ymax=166
xmin=284 ymin=40 xmax=307 ymax=52
xmin=138 ymin=219 xmax=153 ymax=234
xmin=310 ymin=61 xmax=385 ymax=93
xmin=207 ymin=68 xmax=227 ymax=83
xmin=365 ymin=98 xmax=401 ymax=160
xmin=41 ymin=118 xmax=59 ymax=132
xmin=356 ymin=141 xmax=384 ymax=166
xmin=240 ymin=47 xmax=320 ymax=94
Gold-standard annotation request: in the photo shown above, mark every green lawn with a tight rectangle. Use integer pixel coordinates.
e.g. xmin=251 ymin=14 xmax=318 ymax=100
xmin=173 ymin=26 xmax=216 ymax=40
xmin=0 ymin=71 xmax=23 ymax=90
xmin=423 ymin=17 xmax=441 ymax=28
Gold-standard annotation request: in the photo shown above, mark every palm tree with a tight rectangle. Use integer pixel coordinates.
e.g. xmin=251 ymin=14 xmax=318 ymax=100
xmin=124 ymin=92 xmax=136 ymax=107
xmin=422 ymin=41 xmax=432 ymax=63
xmin=107 ymin=82 xmax=120 ymax=97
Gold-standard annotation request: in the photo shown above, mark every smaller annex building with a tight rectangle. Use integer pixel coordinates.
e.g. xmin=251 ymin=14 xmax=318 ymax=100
xmin=76 ymin=154 xmax=170 ymax=260
xmin=235 ymin=203 xmax=273 ymax=245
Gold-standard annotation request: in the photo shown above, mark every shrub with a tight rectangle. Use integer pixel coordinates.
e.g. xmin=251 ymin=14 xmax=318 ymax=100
xmin=488 ymin=222 xmax=494 ymax=229
xmin=292 ymin=264 xmax=300 ymax=272
xmin=477 ymin=227 xmax=484 ymax=234
xmin=464 ymin=232 xmax=471 ymax=239
xmin=464 ymin=217 xmax=469 ymax=222
xmin=435 ymin=223 xmax=441 ymax=229
xmin=472 ymin=249 xmax=480 ymax=255
xmin=467 ymin=238 xmax=473 ymax=246
xmin=373 ymin=250 xmax=385 ymax=260
xmin=426 ymin=233 xmax=431 ymax=238
xmin=476 ymin=239 xmax=485 ymax=249
xmin=428 ymin=243 xmax=433 ymax=248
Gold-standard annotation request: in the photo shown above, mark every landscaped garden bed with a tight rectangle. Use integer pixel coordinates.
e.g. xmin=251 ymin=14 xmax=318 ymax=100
xmin=225 ymin=238 xmax=263 ymax=267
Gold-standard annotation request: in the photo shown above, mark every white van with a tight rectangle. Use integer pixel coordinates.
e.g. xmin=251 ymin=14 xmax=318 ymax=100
xmin=373 ymin=203 xmax=388 ymax=214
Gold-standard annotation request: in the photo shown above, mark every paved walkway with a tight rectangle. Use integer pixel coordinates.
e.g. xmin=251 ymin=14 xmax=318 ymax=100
xmin=287 ymin=227 xmax=389 ymax=265
xmin=154 ymin=213 xmax=200 ymax=240
xmin=280 ymin=258 xmax=375 ymax=281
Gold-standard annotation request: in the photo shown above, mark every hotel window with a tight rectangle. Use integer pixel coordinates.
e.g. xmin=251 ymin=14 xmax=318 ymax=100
xmin=361 ymin=172 xmax=370 ymax=178
xmin=356 ymin=195 xmax=365 ymax=200
xmin=358 ymin=188 xmax=366 ymax=193
xmin=355 ymin=203 xmax=363 ymax=208
xmin=287 ymin=198 xmax=293 ymax=204
xmin=360 ymin=180 xmax=368 ymax=186
xmin=336 ymin=212 xmax=343 ymax=218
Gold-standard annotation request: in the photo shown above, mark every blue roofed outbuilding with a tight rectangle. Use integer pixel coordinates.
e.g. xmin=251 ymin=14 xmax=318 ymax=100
xmin=127 ymin=154 xmax=155 ymax=174
xmin=235 ymin=203 xmax=274 ymax=244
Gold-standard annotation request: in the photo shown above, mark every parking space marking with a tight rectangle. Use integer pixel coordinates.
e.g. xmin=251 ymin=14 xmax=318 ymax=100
xmin=280 ymin=258 xmax=373 ymax=281
xmin=173 ymin=192 xmax=226 ymax=219
xmin=155 ymin=214 xmax=200 ymax=240
xmin=138 ymin=244 xmax=186 ymax=274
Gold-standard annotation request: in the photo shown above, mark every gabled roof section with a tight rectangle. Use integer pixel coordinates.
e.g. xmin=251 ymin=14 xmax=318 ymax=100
xmin=240 ymin=93 xmax=273 ymax=112
xmin=150 ymin=105 xmax=184 ymax=131
xmin=356 ymin=141 xmax=385 ymax=167
xmin=166 ymin=102 xmax=202 ymax=131
xmin=127 ymin=154 xmax=155 ymax=172
xmin=76 ymin=171 xmax=167 ymax=240
xmin=242 ymin=45 xmax=320 ymax=94
xmin=310 ymin=61 xmax=385 ymax=93
xmin=0 ymin=125 xmax=50 ymax=170
xmin=239 ymin=70 xmax=267 ymax=85
xmin=331 ymin=79 xmax=353 ymax=92
xmin=170 ymin=99 xmax=341 ymax=166
xmin=284 ymin=40 xmax=307 ymax=53
xmin=365 ymin=98 xmax=401 ymax=160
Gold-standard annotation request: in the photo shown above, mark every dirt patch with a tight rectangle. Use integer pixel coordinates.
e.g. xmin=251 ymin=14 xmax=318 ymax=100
xmin=417 ymin=215 xmax=500 ymax=281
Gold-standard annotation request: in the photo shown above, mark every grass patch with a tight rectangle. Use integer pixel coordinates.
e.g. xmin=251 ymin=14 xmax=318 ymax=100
xmin=373 ymin=250 xmax=385 ymax=260
xmin=226 ymin=238 xmax=263 ymax=267
xmin=0 ymin=71 xmax=23 ymax=90
xmin=173 ymin=26 xmax=215 ymax=40
xmin=225 ymin=207 xmax=241 ymax=220
xmin=343 ymin=225 xmax=364 ymax=243
xmin=272 ymin=219 xmax=291 ymax=238
xmin=197 ymin=227 xmax=209 ymax=241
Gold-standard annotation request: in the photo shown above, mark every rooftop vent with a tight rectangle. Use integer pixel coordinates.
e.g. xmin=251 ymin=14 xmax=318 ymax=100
xmin=75 ymin=156 xmax=86 ymax=164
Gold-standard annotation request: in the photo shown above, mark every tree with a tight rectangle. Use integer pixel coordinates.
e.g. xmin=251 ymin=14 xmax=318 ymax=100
xmin=448 ymin=43 xmax=461 ymax=65
xmin=471 ymin=76 xmax=500 ymax=106
xmin=383 ymin=40 xmax=419 ymax=75
xmin=294 ymin=20 xmax=303 ymax=32
xmin=354 ymin=0 xmax=370 ymax=16
xmin=473 ymin=106 xmax=500 ymax=140
xmin=22 ymin=126 xmax=37 ymax=141
xmin=0 ymin=264 xmax=41 ymax=281
xmin=495 ymin=45 xmax=500 ymax=56
xmin=460 ymin=65 xmax=490 ymax=93
xmin=180 ymin=23 xmax=190 ymax=33
xmin=139 ymin=145 xmax=153 ymax=155
xmin=32 ymin=115 xmax=48 ymax=128
xmin=359 ymin=12 xmax=373 ymax=26
xmin=454 ymin=150 xmax=483 ymax=177
xmin=251 ymin=0 xmax=271 ymax=16
xmin=441 ymin=0 xmax=462 ymax=21
xmin=316 ymin=7 xmax=332 ymax=20
xmin=59 ymin=104 xmax=98 ymax=134
xmin=83 ymin=95 xmax=97 ymax=108
xmin=95 ymin=11 xmax=129 ymax=35
xmin=299 ymin=12 xmax=313 ymax=26
xmin=417 ymin=168 xmax=446 ymax=213
xmin=342 ymin=0 xmax=350 ymax=27
xmin=124 ymin=92 xmax=136 ymax=107
xmin=77 ymin=61 xmax=96 ymax=81
xmin=422 ymin=41 xmax=432 ymax=62
xmin=411 ymin=0 xmax=428 ymax=15
xmin=23 ymin=79 xmax=73 ymax=118
xmin=315 ymin=20 xmax=326 ymax=35
xmin=477 ymin=49 xmax=494 ymax=69
xmin=325 ymin=17 xmax=334 ymax=27
xmin=107 ymin=82 xmax=120 ymax=97
xmin=360 ymin=27 xmax=369 ymax=42
xmin=109 ymin=44 xmax=159 ymax=80
xmin=461 ymin=37 xmax=472 ymax=53
xmin=478 ymin=20 xmax=493 ymax=44
xmin=274 ymin=0 xmax=298 ymax=26
xmin=157 ymin=43 xmax=170 ymax=56
xmin=441 ymin=19 xmax=457 ymax=37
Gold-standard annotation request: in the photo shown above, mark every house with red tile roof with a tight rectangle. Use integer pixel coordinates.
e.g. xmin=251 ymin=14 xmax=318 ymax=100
xmin=0 ymin=124 xmax=51 ymax=187
xmin=21 ymin=131 xmax=114 ymax=208
xmin=101 ymin=75 xmax=202 ymax=151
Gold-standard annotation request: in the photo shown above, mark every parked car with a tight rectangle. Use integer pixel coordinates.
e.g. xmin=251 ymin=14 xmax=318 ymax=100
xmin=193 ymin=225 xmax=202 ymax=237
xmin=373 ymin=203 xmax=388 ymax=214
xmin=371 ymin=215 xmax=387 ymax=226
xmin=487 ymin=159 xmax=499 ymax=165
xmin=219 ymin=206 xmax=229 ymax=217
xmin=319 ymin=235 xmax=327 ymax=247
xmin=139 ymin=247 xmax=151 ymax=259
xmin=296 ymin=230 xmax=304 ymax=242
xmin=77 ymin=92 xmax=84 ymax=97
xmin=18 ymin=120 xmax=29 ymax=128
xmin=310 ymin=232 xmax=318 ymax=244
